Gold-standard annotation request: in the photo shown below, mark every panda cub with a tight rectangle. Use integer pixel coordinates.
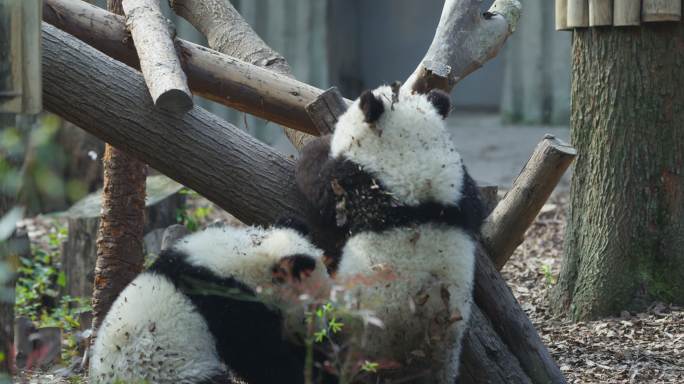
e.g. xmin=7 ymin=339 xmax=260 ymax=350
xmin=89 ymin=222 xmax=332 ymax=384
xmin=296 ymin=85 xmax=484 ymax=383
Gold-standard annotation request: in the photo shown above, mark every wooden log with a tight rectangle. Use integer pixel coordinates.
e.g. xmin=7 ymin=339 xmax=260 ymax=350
xmin=21 ymin=0 xmax=42 ymax=114
xmin=305 ymin=87 xmax=348 ymax=135
xmin=481 ymin=135 xmax=576 ymax=270
xmin=556 ymin=0 xmax=570 ymax=30
xmin=121 ymin=0 xmax=192 ymax=112
xmin=460 ymin=306 xmax=533 ymax=384
xmin=642 ymin=0 xmax=682 ymax=22
xmin=613 ymin=0 xmax=641 ymax=26
xmin=589 ymin=0 xmax=613 ymax=26
xmin=43 ymin=0 xmax=341 ymax=136
xmin=568 ymin=0 xmax=590 ymax=27
xmin=403 ymin=0 xmax=522 ymax=93
xmin=473 ymin=245 xmax=567 ymax=384
xmin=42 ymin=24 xmax=565 ymax=384
xmin=0 ymin=0 xmax=23 ymax=113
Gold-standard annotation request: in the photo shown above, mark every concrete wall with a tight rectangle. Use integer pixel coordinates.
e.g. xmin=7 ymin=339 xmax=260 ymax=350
xmin=328 ymin=0 xmax=505 ymax=110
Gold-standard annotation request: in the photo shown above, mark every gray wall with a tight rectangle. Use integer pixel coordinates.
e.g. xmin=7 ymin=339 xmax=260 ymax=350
xmin=328 ymin=0 xmax=504 ymax=110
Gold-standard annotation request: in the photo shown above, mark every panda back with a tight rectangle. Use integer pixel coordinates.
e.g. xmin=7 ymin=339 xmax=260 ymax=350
xmin=90 ymin=272 xmax=224 ymax=383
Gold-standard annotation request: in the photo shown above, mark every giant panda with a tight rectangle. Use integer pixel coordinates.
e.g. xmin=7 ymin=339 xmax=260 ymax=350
xmin=296 ymin=85 xmax=484 ymax=383
xmin=89 ymin=222 xmax=334 ymax=384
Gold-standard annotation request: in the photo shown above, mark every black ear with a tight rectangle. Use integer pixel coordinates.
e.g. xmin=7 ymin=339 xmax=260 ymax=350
xmin=274 ymin=216 xmax=310 ymax=237
xmin=359 ymin=90 xmax=385 ymax=123
xmin=427 ymin=89 xmax=451 ymax=119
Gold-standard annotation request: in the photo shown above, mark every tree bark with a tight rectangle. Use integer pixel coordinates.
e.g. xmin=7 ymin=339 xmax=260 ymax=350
xmin=121 ymin=0 xmax=193 ymax=112
xmin=43 ymin=0 xmax=332 ymax=137
xmin=552 ymin=24 xmax=684 ymax=321
xmin=42 ymin=23 xmax=565 ymax=384
xmin=90 ymin=0 xmax=147 ymax=333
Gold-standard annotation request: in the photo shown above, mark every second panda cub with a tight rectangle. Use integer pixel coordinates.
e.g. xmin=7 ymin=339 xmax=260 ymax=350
xmin=296 ymin=85 xmax=484 ymax=383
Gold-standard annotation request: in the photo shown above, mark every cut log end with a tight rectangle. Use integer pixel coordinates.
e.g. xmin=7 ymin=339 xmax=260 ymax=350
xmin=482 ymin=135 xmax=576 ymax=270
xmin=155 ymin=88 xmax=194 ymax=113
xmin=304 ymin=87 xmax=348 ymax=135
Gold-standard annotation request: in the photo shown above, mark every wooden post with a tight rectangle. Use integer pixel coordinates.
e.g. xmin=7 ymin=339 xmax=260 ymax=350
xmin=568 ymin=0 xmax=590 ymax=27
xmin=613 ymin=0 xmax=641 ymax=26
xmin=481 ymin=135 xmax=577 ymax=270
xmin=121 ymin=0 xmax=193 ymax=112
xmin=642 ymin=0 xmax=682 ymax=22
xmin=21 ymin=0 xmax=42 ymax=114
xmin=589 ymin=0 xmax=613 ymax=26
xmin=556 ymin=0 xmax=570 ymax=30
xmin=0 ymin=0 xmax=23 ymax=113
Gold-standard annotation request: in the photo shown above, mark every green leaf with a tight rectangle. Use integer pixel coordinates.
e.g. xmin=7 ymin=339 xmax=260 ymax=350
xmin=361 ymin=360 xmax=379 ymax=373
xmin=0 ymin=351 xmax=5 ymax=363
xmin=57 ymin=271 xmax=67 ymax=287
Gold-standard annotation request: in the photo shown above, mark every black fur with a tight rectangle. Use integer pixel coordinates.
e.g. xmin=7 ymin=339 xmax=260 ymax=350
xmin=324 ymin=159 xmax=485 ymax=236
xmin=148 ymin=250 xmax=333 ymax=384
xmin=359 ymin=90 xmax=385 ymax=123
xmin=295 ymin=136 xmax=485 ymax=267
xmin=427 ymin=89 xmax=452 ymax=119
xmin=274 ymin=216 xmax=310 ymax=237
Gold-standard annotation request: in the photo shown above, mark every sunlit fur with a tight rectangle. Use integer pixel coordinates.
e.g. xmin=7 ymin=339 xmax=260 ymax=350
xmin=90 ymin=226 xmax=330 ymax=384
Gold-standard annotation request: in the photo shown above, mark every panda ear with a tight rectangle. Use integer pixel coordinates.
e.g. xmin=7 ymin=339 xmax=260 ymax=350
xmin=427 ymin=89 xmax=451 ymax=119
xmin=359 ymin=90 xmax=385 ymax=123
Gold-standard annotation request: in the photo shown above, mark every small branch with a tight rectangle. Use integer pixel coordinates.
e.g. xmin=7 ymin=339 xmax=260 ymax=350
xmin=403 ymin=0 xmax=522 ymax=94
xmin=121 ymin=0 xmax=192 ymax=112
xmin=481 ymin=135 xmax=576 ymax=270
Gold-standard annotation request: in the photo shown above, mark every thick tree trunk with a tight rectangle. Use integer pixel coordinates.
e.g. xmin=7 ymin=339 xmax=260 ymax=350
xmin=90 ymin=0 xmax=147 ymax=332
xmin=552 ymin=24 xmax=684 ymax=321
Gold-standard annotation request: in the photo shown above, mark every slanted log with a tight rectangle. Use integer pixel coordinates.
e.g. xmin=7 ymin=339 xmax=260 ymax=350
xmin=43 ymin=0 xmax=337 ymax=136
xmin=121 ymin=0 xmax=192 ymax=112
xmin=613 ymin=0 xmax=641 ymax=26
xmin=472 ymin=245 xmax=567 ymax=384
xmin=589 ymin=0 xmax=613 ymax=26
xmin=642 ymin=0 xmax=682 ymax=22
xmin=460 ymin=306 xmax=532 ymax=384
xmin=403 ymin=0 xmax=522 ymax=93
xmin=481 ymin=135 xmax=576 ymax=270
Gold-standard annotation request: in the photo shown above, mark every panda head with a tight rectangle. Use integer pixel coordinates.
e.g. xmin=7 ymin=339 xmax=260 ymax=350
xmin=173 ymin=221 xmax=330 ymax=300
xmin=297 ymin=85 xmax=467 ymax=234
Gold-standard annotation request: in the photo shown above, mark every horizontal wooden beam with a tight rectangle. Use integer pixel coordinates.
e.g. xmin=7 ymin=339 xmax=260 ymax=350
xmin=43 ymin=0 xmax=352 ymax=136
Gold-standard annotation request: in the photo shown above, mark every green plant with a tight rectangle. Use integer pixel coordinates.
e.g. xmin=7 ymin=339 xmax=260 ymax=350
xmin=14 ymin=224 xmax=91 ymax=361
xmin=176 ymin=191 xmax=213 ymax=232
xmin=540 ymin=264 xmax=556 ymax=286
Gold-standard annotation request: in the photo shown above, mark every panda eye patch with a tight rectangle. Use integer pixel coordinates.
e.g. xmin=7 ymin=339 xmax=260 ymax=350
xmin=272 ymin=254 xmax=317 ymax=283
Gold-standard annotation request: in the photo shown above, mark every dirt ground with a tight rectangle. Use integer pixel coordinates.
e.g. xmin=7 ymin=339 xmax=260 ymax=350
xmin=501 ymin=194 xmax=684 ymax=384
xmin=14 ymin=194 xmax=684 ymax=383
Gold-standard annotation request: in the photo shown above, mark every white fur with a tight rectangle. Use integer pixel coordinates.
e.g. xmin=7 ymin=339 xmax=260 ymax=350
xmin=330 ymin=85 xmax=464 ymax=207
xmin=90 ymin=273 xmax=224 ymax=383
xmin=174 ymin=226 xmax=327 ymax=292
xmin=336 ymin=224 xmax=475 ymax=383
xmin=90 ymin=226 xmax=329 ymax=384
